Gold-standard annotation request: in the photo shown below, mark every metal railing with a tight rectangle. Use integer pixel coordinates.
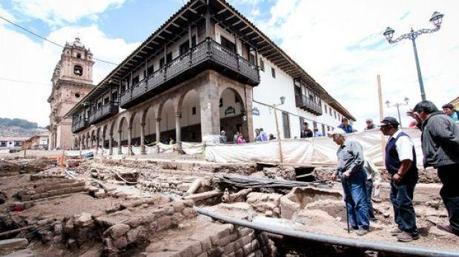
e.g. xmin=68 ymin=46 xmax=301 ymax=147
xmin=120 ymin=38 xmax=259 ymax=107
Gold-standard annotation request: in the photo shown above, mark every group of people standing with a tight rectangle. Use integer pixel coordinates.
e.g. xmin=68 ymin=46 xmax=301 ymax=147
xmin=330 ymin=100 xmax=459 ymax=242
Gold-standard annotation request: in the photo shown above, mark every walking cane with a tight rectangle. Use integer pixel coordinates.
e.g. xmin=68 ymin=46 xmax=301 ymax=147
xmin=342 ymin=175 xmax=351 ymax=234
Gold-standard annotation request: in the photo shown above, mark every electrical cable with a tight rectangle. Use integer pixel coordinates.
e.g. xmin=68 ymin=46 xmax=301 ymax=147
xmin=0 ymin=15 xmax=118 ymax=66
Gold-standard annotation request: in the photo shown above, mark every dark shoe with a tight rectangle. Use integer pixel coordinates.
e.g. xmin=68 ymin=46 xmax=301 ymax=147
xmin=356 ymin=229 xmax=369 ymax=236
xmin=397 ymin=232 xmax=419 ymax=242
xmin=390 ymin=227 xmax=402 ymax=236
xmin=437 ymin=224 xmax=459 ymax=236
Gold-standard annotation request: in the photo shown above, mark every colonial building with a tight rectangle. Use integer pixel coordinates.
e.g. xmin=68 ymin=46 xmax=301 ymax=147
xmin=48 ymin=38 xmax=94 ymax=150
xmin=66 ymin=0 xmax=355 ymax=154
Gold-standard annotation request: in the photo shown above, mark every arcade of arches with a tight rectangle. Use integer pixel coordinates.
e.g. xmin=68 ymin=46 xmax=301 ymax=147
xmin=73 ymin=71 xmax=254 ymax=155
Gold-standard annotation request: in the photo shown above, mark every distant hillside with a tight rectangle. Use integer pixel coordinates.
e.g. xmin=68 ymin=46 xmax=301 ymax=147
xmin=0 ymin=118 xmax=46 ymax=137
xmin=0 ymin=118 xmax=38 ymax=130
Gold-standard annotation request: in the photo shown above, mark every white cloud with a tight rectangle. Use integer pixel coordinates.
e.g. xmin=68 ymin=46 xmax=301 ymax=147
xmin=11 ymin=0 xmax=126 ymax=26
xmin=256 ymin=0 xmax=459 ymax=129
xmin=0 ymin=23 xmax=139 ymax=126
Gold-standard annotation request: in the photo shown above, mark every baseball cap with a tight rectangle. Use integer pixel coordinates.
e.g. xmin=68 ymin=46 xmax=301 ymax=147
xmin=378 ymin=116 xmax=399 ymax=127
xmin=327 ymin=128 xmax=347 ymax=137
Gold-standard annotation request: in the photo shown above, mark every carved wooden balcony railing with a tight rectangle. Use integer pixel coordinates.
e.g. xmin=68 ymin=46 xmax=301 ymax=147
xmin=120 ymin=38 xmax=260 ymax=108
xmin=88 ymin=102 xmax=119 ymax=124
xmin=297 ymin=95 xmax=323 ymax=115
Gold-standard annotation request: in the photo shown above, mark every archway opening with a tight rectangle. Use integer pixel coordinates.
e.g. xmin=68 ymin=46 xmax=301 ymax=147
xmin=118 ymin=117 xmax=129 ymax=146
xmin=144 ymin=106 xmax=156 ymax=145
xmin=130 ymin=112 xmax=142 ymax=147
xmin=219 ymin=88 xmax=248 ymax=143
xmin=180 ymin=89 xmax=201 ymax=142
xmin=159 ymin=100 xmax=176 ymax=144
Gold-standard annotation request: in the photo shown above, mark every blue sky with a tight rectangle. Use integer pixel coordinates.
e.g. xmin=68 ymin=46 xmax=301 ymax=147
xmin=0 ymin=0 xmax=458 ymax=128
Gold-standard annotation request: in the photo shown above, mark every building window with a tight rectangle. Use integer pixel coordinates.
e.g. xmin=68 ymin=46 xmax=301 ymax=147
xmin=329 ymin=107 xmax=332 ymax=116
xmin=132 ymin=76 xmax=139 ymax=85
xmin=112 ymin=91 xmax=118 ymax=101
xmin=74 ymin=65 xmax=83 ymax=76
xmin=104 ymin=97 xmax=109 ymax=105
xmin=166 ymin=52 xmax=173 ymax=64
xmin=271 ymin=67 xmax=276 ymax=78
xmin=147 ymin=65 xmax=154 ymax=75
xmin=76 ymin=53 xmax=81 ymax=59
xmin=324 ymin=104 xmax=327 ymax=114
xmin=180 ymin=41 xmax=190 ymax=56
xmin=192 ymin=107 xmax=196 ymax=115
xmin=159 ymin=58 xmax=165 ymax=69
xmin=219 ymin=98 xmax=223 ymax=107
xmin=259 ymin=58 xmax=264 ymax=71
xmin=221 ymin=36 xmax=236 ymax=53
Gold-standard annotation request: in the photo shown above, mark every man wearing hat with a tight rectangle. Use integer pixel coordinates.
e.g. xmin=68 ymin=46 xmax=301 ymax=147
xmin=330 ymin=128 xmax=370 ymax=236
xmin=379 ymin=117 xmax=419 ymax=242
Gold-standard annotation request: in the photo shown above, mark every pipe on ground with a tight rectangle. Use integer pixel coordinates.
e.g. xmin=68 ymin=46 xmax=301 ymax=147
xmin=197 ymin=208 xmax=459 ymax=257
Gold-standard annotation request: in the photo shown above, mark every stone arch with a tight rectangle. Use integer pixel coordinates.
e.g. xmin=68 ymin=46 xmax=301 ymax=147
xmin=218 ymin=87 xmax=248 ymax=143
xmin=129 ymin=111 xmax=142 ymax=146
xmin=118 ymin=116 xmax=129 ymax=146
xmin=142 ymin=105 xmax=158 ymax=144
xmin=158 ymin=98 xmax=177 ymax=144
xmin=178 ymin=88 xmax=201 ymax=142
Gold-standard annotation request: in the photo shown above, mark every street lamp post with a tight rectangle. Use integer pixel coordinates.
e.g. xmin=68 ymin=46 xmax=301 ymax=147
xmin=273 ymin=96 xmax=286 ymax=163
xmin=386 ymin=97 xmax=409 ymax=128
xmin=383 ymin=11 xmax=444 ymax=101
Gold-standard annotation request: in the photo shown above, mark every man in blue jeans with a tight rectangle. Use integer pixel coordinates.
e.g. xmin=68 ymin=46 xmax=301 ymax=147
xmin=330 ymin=128 xmax=370 ymax=236
xmin=379 ymin=117 xmax=419 ymax=242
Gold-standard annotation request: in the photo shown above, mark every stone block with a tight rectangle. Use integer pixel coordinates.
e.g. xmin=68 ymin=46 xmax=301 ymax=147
xmin=199 ymin=237 xmax=212 ymax=252
xmin=127 ymin=216 xmax=145 ymax=227
xmin=0 ymin=238 xmax=28 ymax=252
xmin=113 ymin=236 xmax=128 ymax=249
xmin=218 ymin=233 xmax=238 ymax=246
xmin=2 ymin=249 xmax=34 ymax=257
xmin=190 ymin=241 xmax=203 ymax=256
xmin=165 ymin=206 xmax=175 ymax=215
xmin=171 ymin=213 xmax=184 ymax=225
xmin=157 ymin=216 xmax=172 ymax=231
xmin=107 ymin=224 xmax=130 ymax=239
xmin=183 ymin=200 xmax=194 ymax=207
xmin=172 ymin=202 xmax=185 ymax=212
xmin=127 ymin=226 xmax=146 ymax=244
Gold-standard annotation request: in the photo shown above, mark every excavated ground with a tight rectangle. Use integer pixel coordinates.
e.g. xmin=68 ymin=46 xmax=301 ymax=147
xmin=0 ymin=156 xmax=457 ymax=257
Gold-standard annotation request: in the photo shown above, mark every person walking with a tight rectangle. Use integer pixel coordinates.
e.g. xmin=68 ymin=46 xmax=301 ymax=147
xmin=442 ymin=103 xmax=459 ymax=122
xmin=412 ymin=101 xmax=459 ymax=236
xmin=379 ymin=117 xmax=419 ymax=242
xmin=338 ymin=118 xmax=354 ymax=134
xmin=301 ymin=122 xmax=313 ymax=138
xmin=363 ymin=159 xmax=382 ymax=221
xmin=364 ymin=119 xmax=376 ymax=131
xmin=330 ymin=128 xmax=370 ymax=236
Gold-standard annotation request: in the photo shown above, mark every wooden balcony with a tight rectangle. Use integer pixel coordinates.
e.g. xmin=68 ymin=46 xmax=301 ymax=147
xmin=88 ymin=102 xmax=119 ymax=124
xmin=297 ymin=95 xmax=323 ymax=115
xmin=72 ymin=119 xmax=89 ymax=133
xmin=120 ymin=38 xmax=260 ymax=109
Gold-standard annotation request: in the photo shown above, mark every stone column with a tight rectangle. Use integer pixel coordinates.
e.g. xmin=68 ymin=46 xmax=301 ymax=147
xmin=175 ymin=112 xmax=182 ymax=152
xmin=199 ymin=73 xmax=220 ymax=144
xmin=140 ymin=122 xmax=146 ymax=155
xmin=95 ymin=135 xmax=99 ymax=155
xmin=244 ymin=85 xmax=255 ymax=142
xmin=155 ymin=118 xmax=161 ymax=154
xmin=127 ymin=126 xmax=133 ymax=156
xmin=108 ymin=134 xmax=113 ymax=155
xmin=118 ymin=130 xmax=122 ymax=155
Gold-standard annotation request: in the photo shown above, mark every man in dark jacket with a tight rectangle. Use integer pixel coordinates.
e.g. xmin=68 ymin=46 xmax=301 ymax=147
xmin=412 ymin=100 xmax=459 ymax=236
xmin=379 ymin=117 xmax=419 ymax=242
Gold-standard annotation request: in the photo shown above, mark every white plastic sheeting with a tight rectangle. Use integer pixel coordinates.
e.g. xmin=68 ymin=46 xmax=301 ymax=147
xmin=62 ymin=129 xmax=423 ymax=166
xmin=205 ymin=129 xmax=424 ymax=166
